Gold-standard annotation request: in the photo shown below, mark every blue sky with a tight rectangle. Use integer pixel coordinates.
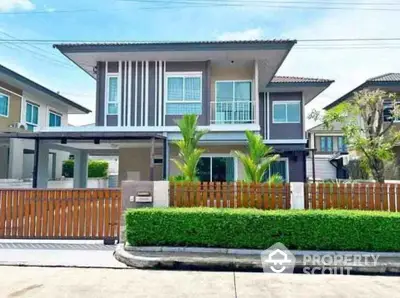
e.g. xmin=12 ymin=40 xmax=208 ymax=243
xmin=1 ymin=0 xmax=400 ymax=127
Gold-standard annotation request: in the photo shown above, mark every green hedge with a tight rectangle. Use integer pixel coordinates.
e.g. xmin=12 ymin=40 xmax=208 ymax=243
xmin=125 ymin=208 xmax=400 ymax=252
xmin=62 ymin=159 xmax=109 ymax=178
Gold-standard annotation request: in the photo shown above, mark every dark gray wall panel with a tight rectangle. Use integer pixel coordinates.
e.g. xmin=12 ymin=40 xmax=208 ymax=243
xmin=259 ymin=92 xmax=266 ymax=139
xmin=136 ymin=61 xmax=143 ymax=126
xmin=165 ymin=61 xmax=210 ymax=126
xmin=107 ymin=62 xmax=119 ymax=73
xmin=148 ymin=62 xmax=156 ymax=127
xmin=121 ymin=61 xmax=125 ymax=126
xmin=106 ymin=115 xmax=118 ymax=126
xmin=130 ymin=61 xmax=136 ymax=126
xmin=269 ymin=92 xmax=303 ymax=140
xmin=96 ymin=62 xmax=105 ymax=126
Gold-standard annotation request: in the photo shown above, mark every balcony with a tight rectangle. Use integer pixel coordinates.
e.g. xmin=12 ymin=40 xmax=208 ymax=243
xmin=210 ymin=101 xmax=255 ymax=124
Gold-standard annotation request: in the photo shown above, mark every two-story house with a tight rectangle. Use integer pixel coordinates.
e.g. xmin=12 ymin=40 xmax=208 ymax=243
xmin=0 ymin=64 xmax=90 ymax=180
xmin=1 ymin=40 xmax=333 ymax=188
xmin=307 ymin=73 xmax=400 ymax=180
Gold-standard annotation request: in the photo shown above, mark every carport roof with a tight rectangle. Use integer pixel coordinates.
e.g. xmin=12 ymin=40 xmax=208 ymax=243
xmin=0 ymin=131 xmax=166 ymax=140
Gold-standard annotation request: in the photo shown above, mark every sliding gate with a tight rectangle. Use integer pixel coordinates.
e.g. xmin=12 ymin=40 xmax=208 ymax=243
xmin=0 ymin=189 xmax=121 ymax=242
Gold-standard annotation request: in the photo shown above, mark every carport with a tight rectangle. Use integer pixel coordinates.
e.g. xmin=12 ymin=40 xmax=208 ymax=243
xmin=0 ymin=131 xmax=167 ymax=188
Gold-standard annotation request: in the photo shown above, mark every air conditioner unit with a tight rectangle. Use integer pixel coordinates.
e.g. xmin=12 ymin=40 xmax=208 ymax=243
xmin=9 ymin=122 xmax=27 ymax=130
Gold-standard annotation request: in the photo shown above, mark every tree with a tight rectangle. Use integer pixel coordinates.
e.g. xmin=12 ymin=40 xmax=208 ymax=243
xmin=232 ymin=130 xmax=281 ymax=183
xmin=310 ymin=89 xmax=400 ymax=183
xmin=171 ymin=114 xmax=208 ymax=181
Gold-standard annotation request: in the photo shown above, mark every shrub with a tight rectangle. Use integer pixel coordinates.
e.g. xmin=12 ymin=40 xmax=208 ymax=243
xmin=62 ymin=159 xmax=109 ymax=178
xmin=125 ymin=208 xmax=400 ymax=252
xmin=88 ymin=160 xmax=109 ymax=178
xmin=62 ymin=159 xmax=74 ymax=178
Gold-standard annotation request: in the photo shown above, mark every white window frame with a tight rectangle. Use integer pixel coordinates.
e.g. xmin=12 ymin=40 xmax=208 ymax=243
xmin=25 ymin=101 xmax=39 ymax=128
xmin=267 ymin=157 xmax=289 ymax=182
xmin=214 ymin=80 xmax=253 ymax=102
xmin=165 ymin=71 xmax=202 ymax=115
xmin=198 ymin=153 xmax=238 ymax=182
xmin=105 ymin=74 xmax=120 ymax=116
xmin=48 ymin=110 xmax=62 ymax=127
xmin=0 ymin=92 xmax=9 ymax=118
xmin=272 ymin=100 xmax=301 ymax=124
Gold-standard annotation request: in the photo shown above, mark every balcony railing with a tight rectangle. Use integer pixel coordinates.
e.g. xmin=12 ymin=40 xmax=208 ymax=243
xmin=210 ymin=101 xmax=255 ymax=124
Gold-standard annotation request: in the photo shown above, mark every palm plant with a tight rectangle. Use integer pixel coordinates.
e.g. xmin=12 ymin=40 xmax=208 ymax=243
xmin=171 ymin=114 xmax=208 ymax=181
xmin=232 ymin=130 xmax=282 ymax=183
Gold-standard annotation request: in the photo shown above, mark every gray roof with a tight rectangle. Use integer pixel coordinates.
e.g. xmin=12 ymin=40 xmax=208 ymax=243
xmin=367 ymin=73 xmax=400 ymax=82
xmin=271 ymin=76 xmax=333 ymax=84
xmin=325 ymin=73 xmax=400 ymax=110
xmin=0 ymin=64 xmax=91 ymax=114
xmin=54 ymin=39 xmax=296 ymax=53
xmin=55 ymin=39 xmax=296 ymax=47
xmin=0 ymin=131 xmax=165 ymax=140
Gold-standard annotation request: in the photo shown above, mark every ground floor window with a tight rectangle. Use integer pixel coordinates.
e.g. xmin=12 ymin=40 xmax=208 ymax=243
xmin=263 ymin=159 xmax=288 ymax=182
xmin=197 ymin=156 xmax=235 ymax=182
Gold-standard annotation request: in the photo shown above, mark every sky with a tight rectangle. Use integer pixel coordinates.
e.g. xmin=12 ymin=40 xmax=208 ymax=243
xmin=1 ymin=0 xmax=400 ymax=128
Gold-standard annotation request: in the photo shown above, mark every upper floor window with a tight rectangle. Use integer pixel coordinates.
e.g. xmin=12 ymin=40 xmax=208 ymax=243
xmin=383 ymin=101 xmax=400 ymax=122
xmin=272 ymin=101 xmax=300 ymax=124
xmin=0 ymin=93 xmax=9 ymax=117
xmin=214 ymin=81 xmax=252 ymax=124
xmin=26 ymin=102 xmax=39 ymax=131
xmin=107 ymin=76 xmax=119 ymax=115
xmin=165 ymin=73 xmax=202 ymax=115
xmin=49 ymin=111 xmax=62 ymax=127
xmin=320 ymin=136 xmax=333 ymax=152
xmin=338 ymin=136 xmax=347 ymax=152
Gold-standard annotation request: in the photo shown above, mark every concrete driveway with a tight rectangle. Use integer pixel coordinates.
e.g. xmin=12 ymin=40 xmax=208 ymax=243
xmin=0 ymin=240 xmax=126 ymax=268
xmin=0 ymin=266 xmax=400 ymax=298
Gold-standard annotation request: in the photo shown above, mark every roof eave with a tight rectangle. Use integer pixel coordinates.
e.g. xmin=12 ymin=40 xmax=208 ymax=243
xmin=0 ymin=64 xmax=91 ymax=114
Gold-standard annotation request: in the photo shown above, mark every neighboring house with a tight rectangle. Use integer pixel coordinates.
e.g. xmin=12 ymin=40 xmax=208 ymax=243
xmin=307 ymin=73 xmax=400 ymax=180
xmin=0 ymin=64 xmax=91 ymax=180
xmin=1 ymin=40 xmax=333 ymax=188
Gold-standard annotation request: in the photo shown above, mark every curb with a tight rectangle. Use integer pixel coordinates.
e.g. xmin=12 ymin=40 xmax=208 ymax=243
xmin=115 ymin=244 xmax=400 ymax=274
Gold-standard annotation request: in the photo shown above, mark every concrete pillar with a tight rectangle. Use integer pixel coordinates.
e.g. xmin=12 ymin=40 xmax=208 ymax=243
xmin=73 ymin=150 xmax=88 ymax=188
xmin=290 ymin=182 xmax=305 ymax=210
xmin=153 ymin=181 xmax=169 ymax=207
xmin=37 ymin=142 xmax=49 ymax=188
xmin=8 ymin=138 xmax=24 ymax=179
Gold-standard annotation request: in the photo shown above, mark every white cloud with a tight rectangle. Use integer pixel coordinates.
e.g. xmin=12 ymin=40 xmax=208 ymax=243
xmin=218 ymin=8 xmax=400 ymax=129
xmin=0 ymin=0 xmax=35 ymax=12
xmin=217 ymin=28 xmax=263 ymax=41
xmin=277 ymin=9 xmax=400 ymax=128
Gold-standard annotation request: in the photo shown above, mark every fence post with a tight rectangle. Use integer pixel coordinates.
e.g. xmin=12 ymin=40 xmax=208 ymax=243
xmin=153 ymin=181 xmax=169 ymax=207
xmin=290 ymin=182 xmax=305 ymax=210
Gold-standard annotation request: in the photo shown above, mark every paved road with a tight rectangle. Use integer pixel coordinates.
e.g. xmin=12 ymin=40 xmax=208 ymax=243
xmin=0 ymin=241 xmax=126 ymax=268
xmin=0 ymin=266 xmax=399 ymax=298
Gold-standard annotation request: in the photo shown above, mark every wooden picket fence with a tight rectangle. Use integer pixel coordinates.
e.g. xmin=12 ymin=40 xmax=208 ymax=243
xmin=169 ymin=182 xmax=291 ymax=209
xmin=0 ymin=189 xmax=122 ymax=240
xmin=305 ymin=183 xmax=400 ymax=212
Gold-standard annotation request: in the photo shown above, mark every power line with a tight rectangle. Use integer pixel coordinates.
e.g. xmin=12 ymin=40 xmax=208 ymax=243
xmin=2 ymin=0 xmax=400 ymax=15
xmin=1 ymin=37 xmax=400 ymax=44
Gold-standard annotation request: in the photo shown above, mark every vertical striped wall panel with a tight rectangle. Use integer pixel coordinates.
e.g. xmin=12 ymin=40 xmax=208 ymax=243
xmin=103 ymin=60 xmax=166 ymax=127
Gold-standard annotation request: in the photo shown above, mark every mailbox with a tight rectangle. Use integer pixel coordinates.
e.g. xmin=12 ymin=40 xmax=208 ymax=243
xmin=134 ymin=191 xmax=153 ymax=203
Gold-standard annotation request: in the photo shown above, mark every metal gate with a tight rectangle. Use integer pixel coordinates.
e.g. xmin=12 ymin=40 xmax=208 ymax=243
xmin=0 ymin=189 xmax=121 ymax=241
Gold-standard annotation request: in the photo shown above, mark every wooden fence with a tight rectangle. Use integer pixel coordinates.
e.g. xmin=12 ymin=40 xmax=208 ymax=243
xmin=305 ymin=183 xmax=400 ymax=212
xmin=0 ymin=189 xmax=122 ymax=240
xmin=169 ymin=182 xmax=291 ymax=209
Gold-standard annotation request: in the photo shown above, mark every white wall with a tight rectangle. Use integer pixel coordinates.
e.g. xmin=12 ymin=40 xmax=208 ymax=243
xmin=306 ymin=157 xmax=337 ymax=180
xmin=21 ymin=91 xmax=69 ymax=129
xmin=7 ymin=91 xmax=71 ymax=180
xmin=0 ymin=178 xmax=109 ymax=189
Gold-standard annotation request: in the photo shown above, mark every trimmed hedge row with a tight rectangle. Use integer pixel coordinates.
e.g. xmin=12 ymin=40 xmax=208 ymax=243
xmin=125 ymin=208 xmax=400 ymax=252
xmin=62 ymin=159 xmax=109 ymax=178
